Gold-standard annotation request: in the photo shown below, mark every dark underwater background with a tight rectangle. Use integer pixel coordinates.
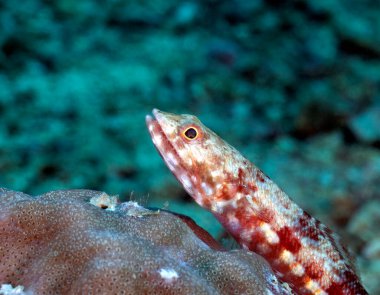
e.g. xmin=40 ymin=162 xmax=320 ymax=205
xmin=0 ymin=0 xmax=379 ymax=292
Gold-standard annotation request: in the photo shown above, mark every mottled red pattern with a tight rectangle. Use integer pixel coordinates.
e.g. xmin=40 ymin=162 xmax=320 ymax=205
xmin=147 ymin=110 xmax=369 ymax=295
xmin=298 ymin=211 xmax=313 ymax=228
xmin=304 ymin=262 xmax=323 ymax=280
xmin=325 ymin=282 xmax=345 ymax=295
xmin=277 ymin=226 xmax=302 ymax=253
xmin=256 ymin=170 xmax=266 ymax=182
xmin=259 ymin=208 xmax=275 ymax=224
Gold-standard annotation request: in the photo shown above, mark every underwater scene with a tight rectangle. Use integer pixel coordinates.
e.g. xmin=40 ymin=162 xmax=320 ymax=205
xmin=0 ymin=0 xmax=379 ymax=294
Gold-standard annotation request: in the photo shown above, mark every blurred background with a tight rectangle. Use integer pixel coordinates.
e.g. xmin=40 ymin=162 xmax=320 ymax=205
xmin=0 ymin=0 xmax=379 ymax=292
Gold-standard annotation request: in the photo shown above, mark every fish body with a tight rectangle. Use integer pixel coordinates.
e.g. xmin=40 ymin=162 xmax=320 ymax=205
xmin=146 ymin=109 xmax=368 ymax=295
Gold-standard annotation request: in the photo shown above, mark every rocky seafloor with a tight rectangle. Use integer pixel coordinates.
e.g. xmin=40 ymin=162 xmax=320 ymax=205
xmin=0 ymin=0 xmax=379 ymax=293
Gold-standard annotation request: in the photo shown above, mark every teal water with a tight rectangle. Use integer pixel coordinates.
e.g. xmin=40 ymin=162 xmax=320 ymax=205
xmin=0 ymin=1 xmax=379 ymax=292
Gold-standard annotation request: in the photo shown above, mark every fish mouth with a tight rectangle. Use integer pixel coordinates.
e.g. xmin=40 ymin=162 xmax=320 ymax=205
xmin=146 ymin=109 xmax=197 ymax=196
xmin=145 ymin=108 xmax=166 ymax=142
xmin=145 ymin=108 xmax=181 ymax=172
xmin=145 ymin=108 xmax=160 ymax=127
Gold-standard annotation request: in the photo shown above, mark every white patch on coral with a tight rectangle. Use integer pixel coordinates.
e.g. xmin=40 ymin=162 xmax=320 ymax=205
xmin=158 ymin=268 xmax=179 ymax=282
xmin=265 ymin=271 xmax=285 ymax=295
xmin=89 ymin=193 xmax=118 ymax=211
xmin=0 ymin=284 xmax=26 ymax=295
xmin=123 ymin=201 xmax=141 ymax=209
xmin=120 ymin=201 xmax=154 ymax=217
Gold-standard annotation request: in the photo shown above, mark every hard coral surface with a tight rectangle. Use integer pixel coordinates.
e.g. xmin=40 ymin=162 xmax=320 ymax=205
xmin=0 ymin=188 xmax=289 ymax=295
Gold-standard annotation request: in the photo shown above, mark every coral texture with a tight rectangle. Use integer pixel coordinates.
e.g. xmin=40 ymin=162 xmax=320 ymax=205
xmin=0 ymin=188 xmax=290 ymax=295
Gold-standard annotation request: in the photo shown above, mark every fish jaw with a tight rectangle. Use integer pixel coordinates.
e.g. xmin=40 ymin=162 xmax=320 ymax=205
xmin=145 ymin=109 xmax=204 ymax=205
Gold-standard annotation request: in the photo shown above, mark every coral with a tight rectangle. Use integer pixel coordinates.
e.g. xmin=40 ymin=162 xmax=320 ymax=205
xmin=0 ymin=284 xmax=25 ymax=295
xmin=0 ymin=188 xmax=290 ymax=295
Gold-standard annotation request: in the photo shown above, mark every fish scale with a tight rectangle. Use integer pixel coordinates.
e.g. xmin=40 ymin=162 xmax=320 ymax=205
xmin=146 ymin=109 xmax=368 ymax=295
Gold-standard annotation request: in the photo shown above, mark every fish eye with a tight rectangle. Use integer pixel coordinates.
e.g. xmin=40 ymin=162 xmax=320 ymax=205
xmin=183 ymin=126 xmax=198 ymax=140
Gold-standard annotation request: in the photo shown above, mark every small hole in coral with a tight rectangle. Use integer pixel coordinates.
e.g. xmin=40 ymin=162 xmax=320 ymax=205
xmin=100 ymin=204 xmax=108 ymax=209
